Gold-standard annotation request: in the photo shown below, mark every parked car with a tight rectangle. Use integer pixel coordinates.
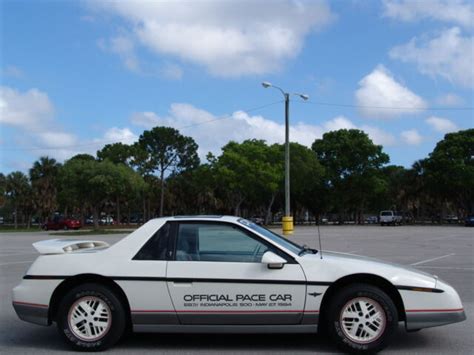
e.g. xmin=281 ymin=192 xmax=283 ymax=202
xmin=465 ymin=215 xmax=474 ymax=227
xmin=379 ymin=210 xmax=402 ymax=226
xmin=13 ymin=216 xmax=465 ymax=353
xmin=444 ymin=215 xmax=459 ymax=224
xmin=365 ymin=216 xmax=378 ymax=224
xmin=42 ymin=217 xmax=82 ymax=231
xmin=100 ymin=216 xmax=114 ymax=225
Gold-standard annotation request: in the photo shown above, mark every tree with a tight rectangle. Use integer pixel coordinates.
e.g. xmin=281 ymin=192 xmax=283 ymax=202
xmin=69 ymin=153 xmax=96 ymax=162
xmin=97 ymin=143 xmax=133 ymax=166
xmin=282 ymin=142 xmax=326 ymax=220
xmin=60 ymin=157 xmax=145 ymax=228
xmin=29 ymin=156 xmax=61 ymax=221
xmin=424 ymin=129 xmax=474 ymax=215
xmin=5 ymin=172 xmax=31 ymax=228
xmin=312 ymin=129 xmax=389 ymax=223
xmin=0 ymin=173 xmax=6 ymax=208
xmin=212 ymin=140 xmax=283 ymax=217
xmin=112 ymin=163 xmax=146 ymax=224
xmin=167 ymin=163 xmax=217 ymax=215
xmin=134 ymin=127 xmax=200 ymax=216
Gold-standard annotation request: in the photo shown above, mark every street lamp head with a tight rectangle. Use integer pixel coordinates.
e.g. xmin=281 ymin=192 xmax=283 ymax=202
xmin=261 ymin=81 xmax=272 ymax=88
xmin=299 ymin=94 xmax=309 ymax=101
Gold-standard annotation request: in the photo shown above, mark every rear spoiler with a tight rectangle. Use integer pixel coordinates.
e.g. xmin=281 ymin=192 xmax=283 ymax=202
xmin=32 ymin=239 xmax=109 ymax=255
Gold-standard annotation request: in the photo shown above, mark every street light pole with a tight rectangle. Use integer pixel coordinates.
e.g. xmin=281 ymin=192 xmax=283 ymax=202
xmin=284 ymin=93 xmax=290 ymax=220
xmin=262 ymin=82 xmax=308 ymax=235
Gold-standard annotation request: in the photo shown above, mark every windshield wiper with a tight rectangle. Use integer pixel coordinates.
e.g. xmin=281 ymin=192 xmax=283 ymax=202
xmin=298 ymin=244 xmax=318 ymax=256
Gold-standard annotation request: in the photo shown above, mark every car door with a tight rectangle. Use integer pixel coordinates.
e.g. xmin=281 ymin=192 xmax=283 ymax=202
xmin=166 ymin=221 xmax=307 ymax=325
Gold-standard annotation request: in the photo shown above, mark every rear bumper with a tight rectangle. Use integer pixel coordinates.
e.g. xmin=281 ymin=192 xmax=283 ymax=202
xmin=406 ymin=309 xmax=466 ymax=330
xmin=12 ymin=301 xmax=50 ymax=326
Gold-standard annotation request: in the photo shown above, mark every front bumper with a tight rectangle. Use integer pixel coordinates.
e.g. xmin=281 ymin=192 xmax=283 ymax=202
xmin=403 ymin=278 xmax=466 ymax=330
xmin=406 ymin=309 xmax=466 ymax=330
xmin=12 ymin=301 xmax=50 ymax=326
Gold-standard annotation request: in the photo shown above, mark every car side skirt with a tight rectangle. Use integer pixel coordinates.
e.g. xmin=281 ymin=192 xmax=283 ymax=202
xmin=405 ymin=309 xmax=466 ymax=330
xmin=133 ymin=324 xmax=318 ymax=334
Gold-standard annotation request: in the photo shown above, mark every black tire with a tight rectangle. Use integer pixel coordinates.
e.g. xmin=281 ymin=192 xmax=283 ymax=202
xmin=64 ymin=225 xmax=69 ymax=230
xmin=57 ymin=283 xmax=126 ymax=351
xmin=326 ymin=283 xmax=398 ymax=354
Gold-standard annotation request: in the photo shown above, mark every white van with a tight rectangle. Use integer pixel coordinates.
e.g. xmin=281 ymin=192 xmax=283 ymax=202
xmin=380 ymin=210 xmax=402 ymax=226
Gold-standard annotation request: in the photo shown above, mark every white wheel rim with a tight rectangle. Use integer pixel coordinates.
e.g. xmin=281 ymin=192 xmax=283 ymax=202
xmin=339 ymin=297 xmax=386 ymax=344
xmin=67 ymin=296 xmax=112 ymax=341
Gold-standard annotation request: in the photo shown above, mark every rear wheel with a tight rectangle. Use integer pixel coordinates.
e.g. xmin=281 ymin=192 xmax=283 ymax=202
xmin=326 ymin=283 xmax=397 ymax=354
xmin=57 ymin=283 xmax=126 ymax=351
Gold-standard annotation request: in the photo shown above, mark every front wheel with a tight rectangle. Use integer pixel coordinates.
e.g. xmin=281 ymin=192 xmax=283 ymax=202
xmin=326 ymin=283 xmax=398 ymax=354
xmin=57 ymin=283 xmax=126 ymax=351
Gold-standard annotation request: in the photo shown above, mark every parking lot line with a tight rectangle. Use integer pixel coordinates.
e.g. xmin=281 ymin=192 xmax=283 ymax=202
xmin=411 ymin=253 xmax=455 ymax=266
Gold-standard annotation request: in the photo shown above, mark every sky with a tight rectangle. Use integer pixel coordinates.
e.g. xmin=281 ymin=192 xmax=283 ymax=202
xmin=1 ymin=0 xmax=473 ymax=173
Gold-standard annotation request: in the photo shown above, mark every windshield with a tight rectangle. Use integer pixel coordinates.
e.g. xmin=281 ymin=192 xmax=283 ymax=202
xmin=380 ymin=211 xmax=393 ymax=216
xmin=238 ymin=218 xmax=303 ymax=255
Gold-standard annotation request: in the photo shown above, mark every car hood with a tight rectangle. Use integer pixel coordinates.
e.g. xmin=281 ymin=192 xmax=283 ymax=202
xmin=298 ymin=250 xmax=437 ymax=288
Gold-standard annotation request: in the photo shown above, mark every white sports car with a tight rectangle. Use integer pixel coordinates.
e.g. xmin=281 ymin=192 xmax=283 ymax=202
xmin=12 ymin=216 xmax=465 ymax=353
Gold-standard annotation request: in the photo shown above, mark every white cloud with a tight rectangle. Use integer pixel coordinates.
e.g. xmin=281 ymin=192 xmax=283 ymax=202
xmin=36 ymin=132 xmax=78 ymax=148
xmin=102 ymin=127 xmax=138 ymax=145
xmin=98 ymin=36 xmax=140 ymax=73
xmin=435 ymin=93 xmax=465 ymax=106
xmin=323 ymin=116 xmax=356 ymax=131
xmin=389 ymin=27 xmax=474 ymax=88
xmin=401 ymin=129 xmax=423 ymax=145
xmin=90 ymin=0 xmax=335 ymax=77
xmin=130 ymin=111 xmax=161 ymax=127
xmin=0 ymin=86 xmax=54 ymax=128
xmin=426 ymin=116 xmax=459 ymax=133
xmin=0 ymin=86 xmax=85 ymax=161
xmin=360 ymin=126 xmax=397 ymax=146
xmin=130 ymin=103 xmax=396 ymax=157
xmin=382 ymin=0 xmax=474 ymax=29
xmin=355 ymin=65 xmax=427 ymax=118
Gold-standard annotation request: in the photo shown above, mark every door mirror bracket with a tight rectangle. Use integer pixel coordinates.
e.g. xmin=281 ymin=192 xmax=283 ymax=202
xmin=261 ymin=251 xmax=287 ymax=269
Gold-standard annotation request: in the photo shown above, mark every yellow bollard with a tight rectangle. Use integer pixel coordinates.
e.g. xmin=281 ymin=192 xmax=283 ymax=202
xmin=282 ymin=216 xmax=294 ymax=235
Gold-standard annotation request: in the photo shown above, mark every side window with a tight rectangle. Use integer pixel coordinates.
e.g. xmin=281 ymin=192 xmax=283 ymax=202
xmin=133 ymin=223 xmax=170 ymax=260
xmin=176 ymin=223 xmax=270 ymax=263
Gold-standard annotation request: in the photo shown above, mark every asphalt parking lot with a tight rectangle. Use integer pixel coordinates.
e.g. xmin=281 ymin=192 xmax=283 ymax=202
xmin=0 ymin=225 xmax=472 ymax=354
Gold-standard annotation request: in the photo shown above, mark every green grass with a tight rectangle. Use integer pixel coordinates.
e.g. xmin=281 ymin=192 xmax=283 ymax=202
xmin=0 ymin=226 xmax=42 ymax=232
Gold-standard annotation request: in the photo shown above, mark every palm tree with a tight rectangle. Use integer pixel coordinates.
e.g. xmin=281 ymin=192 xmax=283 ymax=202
xmin=29 ymin=156 xmax=61 ymax=222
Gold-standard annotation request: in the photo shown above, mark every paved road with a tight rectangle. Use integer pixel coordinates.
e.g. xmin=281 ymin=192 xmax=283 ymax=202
xmin=1 ymin=225 xmax=473 ymax=354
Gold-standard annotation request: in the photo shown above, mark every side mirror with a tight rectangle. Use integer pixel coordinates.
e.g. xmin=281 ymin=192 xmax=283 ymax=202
xmin=261 ymin=251 xmax=287 ymax=269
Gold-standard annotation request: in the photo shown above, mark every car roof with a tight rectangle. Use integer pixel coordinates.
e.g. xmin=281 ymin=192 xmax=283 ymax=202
xmin=150 ymin=215 xmax=242 ymax=223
